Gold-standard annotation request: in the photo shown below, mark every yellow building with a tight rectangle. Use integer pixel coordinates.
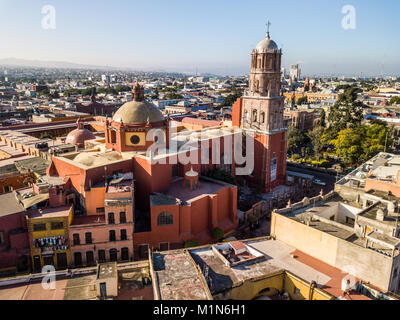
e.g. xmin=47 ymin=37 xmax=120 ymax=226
xmin=27 ymin=206 xmax=73 ymax=272
xmin=283 ymin=92 xmax=339 ymax=104
xmin=228 ymin=270 xmax=334 ymax=300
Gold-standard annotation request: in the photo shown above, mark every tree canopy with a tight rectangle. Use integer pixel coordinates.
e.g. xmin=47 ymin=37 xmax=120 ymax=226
xmin=307 ymin=126 xmax=325 ymax=160
xmin=287 ymin=126 xmax=308 ymax=155
xmin=326 ymin=87 xmax=364 ymax=141
xmin=390 ymin=96 xmax=400 ymax=105
xmin=296 ymin=96 xmax=308 ymax=105
xmin=212 ymin=228 xmax=224 ymax=241
xmin=330 ymin=123 xmax=392 ymax=165
xmin=221 ymin=90 xmax=243 ymax=107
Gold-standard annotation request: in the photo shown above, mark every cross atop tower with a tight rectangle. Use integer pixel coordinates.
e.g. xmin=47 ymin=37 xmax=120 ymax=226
xmin=266 ymin=20 xmax=271 ymax=39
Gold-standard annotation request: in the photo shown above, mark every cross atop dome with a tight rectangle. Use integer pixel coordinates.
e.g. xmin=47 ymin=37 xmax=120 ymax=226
xmin=266 ymin=20 xmax=271 ymax=39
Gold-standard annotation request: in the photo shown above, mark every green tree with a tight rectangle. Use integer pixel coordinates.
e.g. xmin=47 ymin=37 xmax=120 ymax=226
xmin=335 ymin=84 xmax=352 ymax=91
xmin=318 ymin=109 xmax=326 ymax=127
xmin=38 ymin=89 xmax=50 ymax=96
xmin=184 ymin=240 xmax=200 ymax=248
xmin=81 ymin=87 xmax=94 ymax=96
xmin=331 ymin=123 xmax=392 ymax=166
xmin=164 ymin=92 xmax=183 ymax=99
xmin=390 ymin=97 xmax=400 ymax=105
xmin=327 ymin=87 xmax=364 ymax=140
xmin=212 ymin=228 xmax=224 ymax=241
xmin=287 ymin=126 xmax=307 ymax=155
xmin=40 ymin=132 xmax=53 ymax=139
xmin=221 ymin=89 xmax=243 ymax=107
xmin=362 ymin=123 xmax=392 ymax=160
xmin=296 ymin=96 xmax=308 ymax=105
xmin=48 ymin=91 xmax=59 ymax=100
xmin=307 ymin=126 xmax=325 ymax=160
xmin=331 ymin=127 xmax=364 ymax=165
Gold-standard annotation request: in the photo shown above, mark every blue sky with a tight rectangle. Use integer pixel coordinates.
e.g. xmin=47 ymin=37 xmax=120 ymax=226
xmin=0 ymin=0 xmax=399 ymax=76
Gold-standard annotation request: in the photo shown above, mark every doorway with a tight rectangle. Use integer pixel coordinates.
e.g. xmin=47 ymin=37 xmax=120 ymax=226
xmin=109 ymin=249 xmax=118 ymax=262
xmin=74 ymin=252 xmax=82 ymax=267
xmin=138 ymin=244 xmax=149 ymax=260
xmin=57 ymin=253 xmax=67 ymax=269
xmin=43 ymin=255 xmax=54 ymax=267
xmin=121 ymin=248 xmax=129 ymax=261
xmin=100 ymin=282 xmax=107 ymax=300
xmin=98 ymin=250 xmax=106 ymax=263
xmin=33 ymin=255 xmax=41 ymax=273
xmin=86 ymin=251 xmax=95 ymax=266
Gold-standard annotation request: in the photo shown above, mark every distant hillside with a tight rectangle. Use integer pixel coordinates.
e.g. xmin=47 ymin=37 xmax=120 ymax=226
xmin=0 ymin=58 xmax=120 ymax=70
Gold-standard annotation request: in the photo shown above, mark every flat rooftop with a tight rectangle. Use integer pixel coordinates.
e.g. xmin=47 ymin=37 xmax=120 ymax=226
xmin=152 ymin=251 xmax=211 ymax=300
xmin=71 ymin=214 xmax=105 ymax=226
xmin=36 ymin=175 xmax=66 ymax=187
xmin=0 ymin=155 xmax=33 ymax=167
xmin=28 ymin=206 xmax=72 ymax=220
xmin=190 ymin=238 xmax=370 ymax=300
xmin=305 ymin=219 xmax=354 ymax=240
xmin=0 ymin=192 xmax=25 ymax=217
xmin=97 ymin=263 xmax=117 ymax=280
xmin=57 ymin=150 xmax=128 ymax=169
xmin=276 ymin=193 xmax=400 ymax=257
xmin=359 ymin=204 xmax=398 ymax=225
xmin=15 ymin=157 xmax=50 ymax=176
xmin=0 ymin=143 xmax=28 ymax=158
xmin=163 ymin=177 xmax=228 ymax=203
xmin=336 ymin=152 xmax=399 ymax=188
xmin=0 ymin=261 xmax=152 ymax=300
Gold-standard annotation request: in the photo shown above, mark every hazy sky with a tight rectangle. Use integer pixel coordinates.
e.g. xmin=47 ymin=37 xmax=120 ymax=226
xmin=0 ymin=0 xmax=399 ymax=76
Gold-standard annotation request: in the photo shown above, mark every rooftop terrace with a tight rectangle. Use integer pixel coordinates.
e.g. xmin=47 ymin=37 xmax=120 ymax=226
xmin=152 ymin=251 xmax=211 ymax=300
xmin=186 ymin=238 xmax=370 ymax=300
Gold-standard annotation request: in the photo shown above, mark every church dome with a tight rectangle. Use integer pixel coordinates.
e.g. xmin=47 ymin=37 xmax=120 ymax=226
xmin=112 ymin=100 xmax=164 ymax=124
xmin=256 ymin=32 xmax=278 ymax=53
xmin=65 ymin=128 xmax=96 ymax=148
xmin=112 ymin=82 xmax=165 ymax=125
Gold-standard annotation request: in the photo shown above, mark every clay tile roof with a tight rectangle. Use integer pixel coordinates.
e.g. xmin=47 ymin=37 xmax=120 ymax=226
xmin=230 ymin=241 xmax=247 ymax=251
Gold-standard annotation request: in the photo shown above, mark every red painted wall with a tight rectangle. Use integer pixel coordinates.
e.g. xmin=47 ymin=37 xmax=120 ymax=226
xmin=232 ymin=98 xmax=243 ymax=128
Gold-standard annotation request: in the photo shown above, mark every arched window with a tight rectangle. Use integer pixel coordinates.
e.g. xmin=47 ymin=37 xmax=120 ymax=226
xmin=261 ymin=112 xmax=265 ymax=123
xmin=253 ymin=110 xmax=258 ymax=122
xmin=267 ymin=58 xmax=272 ymax=69
xmin=157 ymin=212 xmax=173 ymax=226
xmin=110 ymin=130 xmax=117 ymax=144
xmin=244 ymin=110 xmax=249 ymax=123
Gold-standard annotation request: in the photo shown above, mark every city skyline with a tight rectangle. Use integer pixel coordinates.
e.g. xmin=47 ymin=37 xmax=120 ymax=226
xmin=1 ymin=0 xmax=400 ymax=77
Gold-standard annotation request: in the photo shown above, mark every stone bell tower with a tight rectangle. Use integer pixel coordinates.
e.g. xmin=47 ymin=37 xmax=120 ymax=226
xmin=232 ymin=22 xmax=287 ymax=192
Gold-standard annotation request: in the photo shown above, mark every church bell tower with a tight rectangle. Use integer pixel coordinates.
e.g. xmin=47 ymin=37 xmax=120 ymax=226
xmin=232 ymin=22 xmax=287 ymax=192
